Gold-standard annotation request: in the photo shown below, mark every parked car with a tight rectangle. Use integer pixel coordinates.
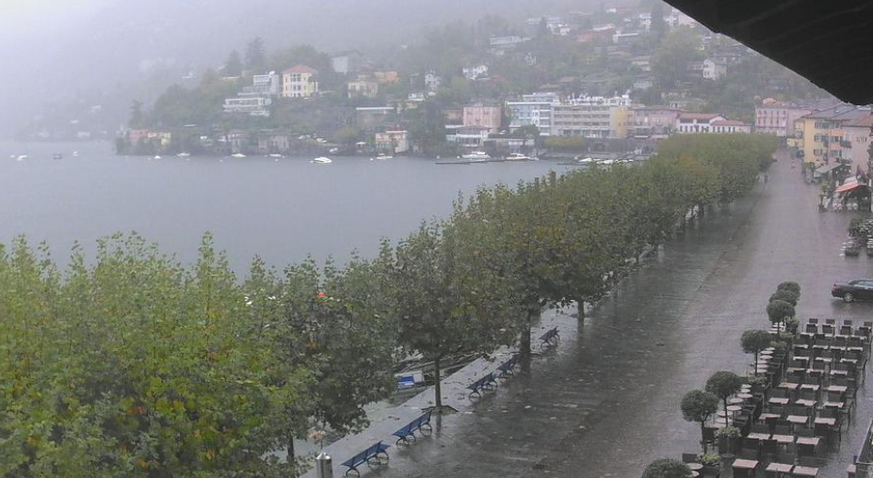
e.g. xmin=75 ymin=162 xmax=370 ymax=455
xmin=832 ymin=279 xmax=873 ymax=302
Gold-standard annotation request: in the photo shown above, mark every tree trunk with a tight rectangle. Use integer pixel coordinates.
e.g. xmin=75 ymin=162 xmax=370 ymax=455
xmin=700 ymin=422 xmax=708 ymax=453
xmin=723 ymin=398 xmax=729 ymax=425
xmin=433 ymin=357 xmax=442 ymax=410
xmin=754 ymin=351 xmax=759 ymax=375
xmin=520 ymin=314 xmax=532 ymax=358
xmin=577 ymin=301 xmax=585 ymax=324
xmin=287 ymin=438 xmax=296 ymax=473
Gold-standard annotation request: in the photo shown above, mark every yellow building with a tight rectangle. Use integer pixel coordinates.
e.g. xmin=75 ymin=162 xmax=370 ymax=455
xmin=795 ymin=104 xmax=869 ymax=167
xmin=282 ymin=65 xmax=319 ymax=98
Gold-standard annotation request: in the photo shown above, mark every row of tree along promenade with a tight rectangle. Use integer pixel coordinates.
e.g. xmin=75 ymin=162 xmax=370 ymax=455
xmin=0 ymin=133 xmax=778 ymax=477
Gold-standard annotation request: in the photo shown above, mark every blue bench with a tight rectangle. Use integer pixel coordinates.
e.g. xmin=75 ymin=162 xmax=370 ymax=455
xmin=392 ymin=410 xmax=434 ymax=445
xmin=467 ymin=372 xmax=497 ymax=398
xmin=539 ymin=327 xmax=560 ymax=348
xmin=497 ymin=354 xmax=520 ymax=378
xmin=340 ymin=441 xmax=390 ymax=477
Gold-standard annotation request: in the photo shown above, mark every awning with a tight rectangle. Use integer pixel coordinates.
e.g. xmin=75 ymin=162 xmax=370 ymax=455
xmin=815 ymin=163 xmax=846 ymax=175
xmin=836 ymin=181 xmax=864 ymax=194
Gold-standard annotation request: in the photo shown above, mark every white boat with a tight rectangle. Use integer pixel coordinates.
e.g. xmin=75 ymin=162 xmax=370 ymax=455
xmin=376 ymin=153 xmax=393 ymax=160
xmin=176 ymin=153 xmax=191 ymax=158
xmin=72 ymin=151 xmax=79 ymax=157
xmin=16 ymin=155 xmax=27 ymax=162
xmin=599 ymin=159 xmax=616 ymax=165
xmin=312 ymin=157 xmax=333 ymax=164
xmin=576 ymin=156 xmax=596 ymax=164
xmin=461 ymin=151 xmax=491 ymax=161
xmin=329 ymin=148 xmax=339 ymax=154
xmin=506 ymin=153 xmax=533 ymax=161
xmin=268 ymin=154 xmax=283 ymax=158
xmin=153 ymin=155 xmax=162 ymax=160
xmin=231 ymin=153 xmax=247 ymax=158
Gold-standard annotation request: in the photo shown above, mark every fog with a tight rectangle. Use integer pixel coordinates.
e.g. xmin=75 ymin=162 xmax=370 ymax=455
xmin=0 ymin=0 xmax=606 ymax=138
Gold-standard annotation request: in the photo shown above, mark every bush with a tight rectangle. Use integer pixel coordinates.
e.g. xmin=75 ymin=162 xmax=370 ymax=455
xmin=642 ymin=459 xmax=692 ymax=478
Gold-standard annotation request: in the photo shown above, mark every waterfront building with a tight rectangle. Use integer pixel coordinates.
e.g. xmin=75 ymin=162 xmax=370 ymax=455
xmin=348 ymin=78 xmax=380 ymax=99
xmin=462 ymin=104 xmax=502 ymax=133
xmin=550 ymin=94 xmax=632 ymax=139
xmin=374 ymin=130 xmax=410 ymax=154
xmin=795 ymin=104 xmax=871 ymax=167
xmin=631 ymin=106 xmax=681 ymax=136
xmin=755 ymin=99 xmax=812 ymax=137
xmin=282 ymin=65 xmax=319 ymax=98
xmin=223 ymin=96 xmax=272 ymax=117
xmin=506 ymin=93 xmax=561 ymax=136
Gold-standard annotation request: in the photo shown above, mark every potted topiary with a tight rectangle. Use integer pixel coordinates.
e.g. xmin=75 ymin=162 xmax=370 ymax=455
xmin=641 ymin=458 xmax=692 ymax=478
xmin=696 ymin=452 xmax=722 ymax=476
xmin=716 ymin=426 xmax=742 ymax=454
xmin=746 ymin=374 xmax=769 ymax=394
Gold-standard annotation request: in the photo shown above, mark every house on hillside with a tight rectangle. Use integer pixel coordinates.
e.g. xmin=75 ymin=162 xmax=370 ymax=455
xmin=331 ymin=51 xmax=362 ymax=75
xmin=282 ymin=65 xmax=319 ymax=98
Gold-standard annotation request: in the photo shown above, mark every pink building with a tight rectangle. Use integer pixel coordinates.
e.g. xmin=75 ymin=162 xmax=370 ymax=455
xmin=463 ymin=104 xmax=502 ymax=133
xmin=755 ymin=99 xmax=811 ymax=137
xmin=631 ymin=106 xmax=681 ymax=136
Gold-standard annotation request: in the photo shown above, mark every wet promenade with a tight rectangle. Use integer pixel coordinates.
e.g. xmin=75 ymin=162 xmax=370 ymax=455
xmin=315 ymin=150 xmax=872 ymax=478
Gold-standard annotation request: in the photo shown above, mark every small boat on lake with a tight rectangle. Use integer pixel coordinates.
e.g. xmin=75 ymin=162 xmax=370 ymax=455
xmin=312 ymin=157 xmax=333 ymax=164
xmin=176 ymin=153 xmax=190 ymax=158
xmin=231 ymin=153 xmax=247 ymax=158
xmin=461 ymin=151 xmax=491 ymax=161
xmin=53 ymin=153 xmax=63 ymax=160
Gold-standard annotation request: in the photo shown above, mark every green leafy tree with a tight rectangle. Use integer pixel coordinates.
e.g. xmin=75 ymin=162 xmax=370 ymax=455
xmin=741 ymin=330 xmax=772 ymax=374
xmin=681 ymin=390 xmax=720 ymax=453
xmin=767 ymin=299 xmax=795 ymax=328
xmin=777 ymin=281 xmax=801 ymax=297
xmin=705 ymin=371 xmax=744 ymax=420
xmin=770 ymin=289 xmax=798 ymax=306
xmin=650 ymin=1 xmax=667 ymax=40
xmin=389 ymin=222 xmax=515 ymax=409
xmin=246 ymin=36 xmax=267 ymax=72
xmin=224 ymin=50 xmax=243 ymax=77
xmin=642 ymin=459 xmax=692 ymax=478
xmin=652 ymin=28 xmax=700 ymax=89
xmin=408 ymin=101 xmax=448 ymax=155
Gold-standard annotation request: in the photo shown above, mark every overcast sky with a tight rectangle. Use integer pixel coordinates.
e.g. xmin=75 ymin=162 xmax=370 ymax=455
xmin=0 ymin=0 xmax=607 ymax=137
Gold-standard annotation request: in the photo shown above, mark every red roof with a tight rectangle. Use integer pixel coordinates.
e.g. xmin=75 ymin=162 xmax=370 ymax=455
xmin=844 ymin=114 xmax=873 ymax=128
xmin=283 ymin=65 xmax=318 ymax=75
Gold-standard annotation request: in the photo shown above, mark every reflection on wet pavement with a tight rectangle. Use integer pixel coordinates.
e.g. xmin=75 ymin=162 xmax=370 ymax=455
xmin=341 ymin=150 xmax=872 ymax=478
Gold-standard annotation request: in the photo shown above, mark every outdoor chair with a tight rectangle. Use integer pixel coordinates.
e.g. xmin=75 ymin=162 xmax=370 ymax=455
xmin=825 ymin=319 xmax=836 ymax=325
xmin=739 ymin=448 xmax=758 ymax=460
xmin=681 ymin=453 xmax=698 ymax=464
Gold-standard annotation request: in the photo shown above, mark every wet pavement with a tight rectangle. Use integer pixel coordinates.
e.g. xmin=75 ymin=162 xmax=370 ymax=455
xmin=316 ymin=150 xmax=873 ymax=478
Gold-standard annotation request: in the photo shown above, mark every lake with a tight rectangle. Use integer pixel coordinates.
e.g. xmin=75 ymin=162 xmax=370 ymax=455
xmin=0 ymin=141 xmax=572 ymax=272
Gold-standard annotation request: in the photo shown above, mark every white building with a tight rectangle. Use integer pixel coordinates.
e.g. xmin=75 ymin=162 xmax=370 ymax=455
xmin=676 ymin=113 xmax=750 ymax=134
xmin=425 ymin=71 xmax=442 ymax=92
xmin=489 ymin=36 xmax=530 ymax=49
xmin=702 ymin=58 xmax=727 ymax=80
xmin=506 ymin=93 xmax=561 ymax=136
xmin=223 ymin=96 xmax=271 ymax=117
xmin=551 ymin=94 xmax=632 ymax=138
xmin=463 ymin=65 xmax=489 ymax=80
xmin=282 ymin=65 xmax=319 ymax=98
xmin=331 ymin=51 xmax=362 ymax=75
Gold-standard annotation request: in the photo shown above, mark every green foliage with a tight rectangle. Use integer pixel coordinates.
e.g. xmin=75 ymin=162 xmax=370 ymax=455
xmin=246 ymin=37 xmax=267 ymax=71
xmin=776 ymin=281 xmax=801 ymax=296
xmin=642 ymin=458 xmax=692 ymax=478
xmin=224 ymin=50 xmax=243 ymax=77
xmin=407 ymin=101 xmax=448 ymax=155
xmin=657 ymin=134 xmax=779 ymax=203
xmin=697 ymin=452 xmax=721 ymax=467
xmin=716 ymin=426 xmax=741 ymax=438
xmin=543 ymin=136 xmax=586 ymax=151
xmin=741 ymin=330 xmax=772 ymax=356
xmin=681 ymin=390 xmax=719 ymax=424
xmin=652 ymin=28 xmax=701 ymax=89
xmin=770 ymin=289 xmax=798 ymax=306
xmin=766 ymin=299 xmax=795 ymax=325
xmin=705 ymin=371 xmax=744 ymax=414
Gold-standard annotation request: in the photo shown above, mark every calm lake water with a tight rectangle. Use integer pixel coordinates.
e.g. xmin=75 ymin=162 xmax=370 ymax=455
xmin=0 ymin=141 xmax=571 ymax=272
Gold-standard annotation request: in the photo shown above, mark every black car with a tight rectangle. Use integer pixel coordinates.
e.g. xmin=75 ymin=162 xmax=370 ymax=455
xmin=832 ymin=279 xmax=873 ymax=302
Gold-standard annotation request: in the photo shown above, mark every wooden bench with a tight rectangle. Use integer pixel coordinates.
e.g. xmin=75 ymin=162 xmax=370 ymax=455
xmin=467 ymin=372 xmax=497 ymax=398
xmin=392 ymin=410 xmax=433 ymax=445
xmin=539 ymin=327 xmax=560 ymax=348
xmin=341 ymin=441 xmax=390 ymax=477
xmin=497 ymin=354 xmax=519 ymax=378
